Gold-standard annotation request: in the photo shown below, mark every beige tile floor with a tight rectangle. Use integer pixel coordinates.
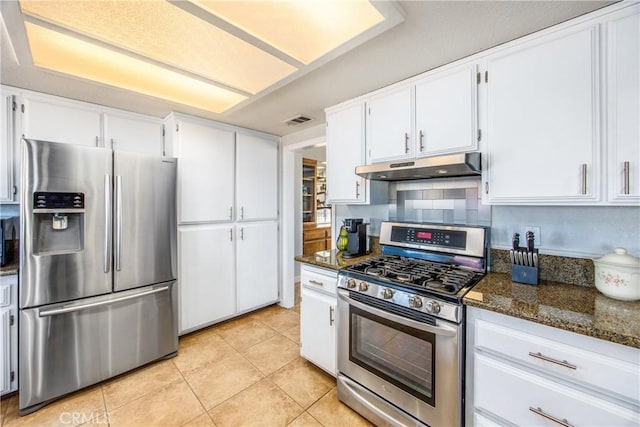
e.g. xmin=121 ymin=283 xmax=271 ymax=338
xmin=0 ymin=298 xmax=372 ymax=427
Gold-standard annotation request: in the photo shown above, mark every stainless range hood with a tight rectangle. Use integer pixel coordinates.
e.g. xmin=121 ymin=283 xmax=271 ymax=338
xmin=355 ymin=152 xmax=481 ymax=181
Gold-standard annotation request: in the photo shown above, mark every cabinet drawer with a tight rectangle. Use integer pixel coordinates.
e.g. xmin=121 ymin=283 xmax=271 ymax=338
xmin=0 ymin=275 xmax=17 ymax=307
xmin=304 ymin=228 xmax=328 ymax=241
xmin=475 ymin=354 xmax=640 ymax=426
xmin=301 ymin=265 xmax=337 ymax=296
xmin=475 ymin=318 xmax=640 ymax=403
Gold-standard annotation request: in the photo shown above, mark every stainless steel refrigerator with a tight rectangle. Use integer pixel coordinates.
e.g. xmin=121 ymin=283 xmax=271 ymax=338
xmin=19 ymin=139 xmax=178 ymax=415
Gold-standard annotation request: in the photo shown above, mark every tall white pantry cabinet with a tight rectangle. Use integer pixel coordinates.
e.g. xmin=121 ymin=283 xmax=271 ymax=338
xmin=165 ymin=113 xmax=280 ymax=334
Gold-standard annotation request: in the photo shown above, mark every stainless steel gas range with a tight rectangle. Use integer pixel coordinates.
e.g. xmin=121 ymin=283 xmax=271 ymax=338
xmin=336 ymin=221 xmax=488 ymax=427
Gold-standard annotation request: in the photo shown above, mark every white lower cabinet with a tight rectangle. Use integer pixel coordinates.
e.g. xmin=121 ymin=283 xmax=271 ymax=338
xmin=475 ymin=353 xmax=638 ymax=426
xmin=0 ymin=275 xmax=18 ymax=396
xmin=300 ymin=264 xmax=337 ymax=376
xmin=466 ymin=307 xmax=640 ymax=426
xmin=179 ymin=225 xmax=235 ymax=333
xmin=179 ymin=222 xmax=279 ymax=334
xmin=236 ymin=222 xmax=279 ymax=313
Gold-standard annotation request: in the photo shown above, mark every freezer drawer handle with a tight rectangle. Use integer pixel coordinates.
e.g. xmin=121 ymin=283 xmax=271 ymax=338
xmin=39 ymin=286 xmax=170 ymax=317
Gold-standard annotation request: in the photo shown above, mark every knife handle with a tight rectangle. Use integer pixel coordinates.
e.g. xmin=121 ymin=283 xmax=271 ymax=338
xmin=513 ymin=233 xmax=520 ymax=251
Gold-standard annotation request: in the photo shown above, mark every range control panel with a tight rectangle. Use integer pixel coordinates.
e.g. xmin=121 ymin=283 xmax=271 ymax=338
xmin=390 ymin=226 xmax=467 ymax=249
xmin=379 ymin=221 xmax=487 ymax=259
xmin=33 ymin=192 xmax=85 ymax=210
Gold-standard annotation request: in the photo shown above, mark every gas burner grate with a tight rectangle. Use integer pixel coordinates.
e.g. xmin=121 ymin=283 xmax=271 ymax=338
xmin=344 ymin=255 xmax=479 ymax=295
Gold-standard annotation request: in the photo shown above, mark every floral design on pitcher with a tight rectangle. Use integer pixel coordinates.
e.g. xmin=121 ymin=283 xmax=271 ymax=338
xmin=598 ymin=270 xmax=630 ymax=287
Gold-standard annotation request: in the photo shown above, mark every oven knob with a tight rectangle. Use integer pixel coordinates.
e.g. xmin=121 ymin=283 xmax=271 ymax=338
xmin=346 ymin=278 xmax=357 ymax=289
xmin=358 ymin=282 xmax=369 ymax=292
xmin=409 ymin=296 xmax=423 ymax=308
xmin=382 ymin=288 xmax=394 ymax=299
xmin=425 ymin=300 xmax=441 ymax=314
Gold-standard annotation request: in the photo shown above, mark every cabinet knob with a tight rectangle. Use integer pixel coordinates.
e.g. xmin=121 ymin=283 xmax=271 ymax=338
xmin=419 ymin=130 xmax=425 ymax=152
xmin=404 ymin=132 xmax=410 ymax=153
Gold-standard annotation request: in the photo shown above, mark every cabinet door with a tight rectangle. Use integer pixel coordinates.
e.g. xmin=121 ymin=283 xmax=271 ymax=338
xmin=606 ymin=7 xmax=640 ymax=203
xmin=326 ymin=103 xmax=368 ymax=204
xmin=366 ymin=86 xmax=413 ymax=163
xmin=176 ymin=120 xmax=235 ymax=223
xmin=236 ymin=133 xmax=278 ymax=221
xmin=300 ymin=287 xmax=336 ymax=375
xmin=0 ymin=90 xmax=16 ymax=203
xmin=178 ymin=224 xmax=235 ymax=334
xmin=22 ymin=94 xmax=102 ymax=146
xmin=485 ymin=25 xmax=600 ymax=204
xmin=236 ymin=222 xmax=278 ymax=312
xmin=105 ymin=112 xmax=164 ymax=156
xmin=0 ymin=309 xmax=14 ymax=395
xmin=415 ymin=63 xmax=478 ymax=157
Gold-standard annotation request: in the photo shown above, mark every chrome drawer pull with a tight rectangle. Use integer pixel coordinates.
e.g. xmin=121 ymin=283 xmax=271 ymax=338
xmin=529 ymin=407 xmax=573 ymax=427
xmin=528 ymin=352 xmax=577 ymax=370
xmin=309 ymin=279 xmax=324 ymax=287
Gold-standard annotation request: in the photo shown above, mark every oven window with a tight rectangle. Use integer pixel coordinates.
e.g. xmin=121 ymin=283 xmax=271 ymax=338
xmin=349 ymin=305 xmax=436 ymax=407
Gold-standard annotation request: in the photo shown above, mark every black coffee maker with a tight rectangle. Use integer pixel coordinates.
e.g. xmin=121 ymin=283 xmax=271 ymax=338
xmin=343 ymin=218 xmax=368 ymax=258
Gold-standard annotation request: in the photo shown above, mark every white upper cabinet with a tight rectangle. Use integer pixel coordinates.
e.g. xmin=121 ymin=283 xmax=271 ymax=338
xmin=326 ymin=101 xmax=387 ymax=205
xmin=326 ymin=102 xmax=367 ymax=203
xmin=236 ymin=132 xmax=278 ymax=221
xmin=21 ymin=93 xmax=103 ymax=147
xmin=0 ymin=88 xmax=18 ymax=203
xmin=606 ymin=6 xmax=640 ymax=204
xmin=484 ymin=24 xmax=601 ymax=204
xmin=104 ymin=112 xmax=164 ymax=156
xmin=171 ymin=116 xmax=235 ymax=224
xmin=366 ymin=86 xmax=413 ymax=163
xmin=415 ymin=63 xmax=479 ymax=157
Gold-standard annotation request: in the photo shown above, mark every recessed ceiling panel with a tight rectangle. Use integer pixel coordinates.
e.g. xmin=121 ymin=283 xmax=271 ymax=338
xmin=24 ymin=22 xmax=247 ymax=113
xmin=193 ymin=0 xmax=385 ymax=64
xmin=19 ymin=0 xmax=297 ymax=94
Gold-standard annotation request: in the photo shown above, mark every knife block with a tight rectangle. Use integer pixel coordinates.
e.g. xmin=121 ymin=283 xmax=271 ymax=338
xmin=512 ymin=264 xmax=539 ymax=285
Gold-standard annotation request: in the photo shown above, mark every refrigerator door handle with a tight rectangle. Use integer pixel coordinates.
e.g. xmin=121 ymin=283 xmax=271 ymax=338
xmin=39 ymin=285 xmax=171 ymax=317
xmin=115 ymin=175 xmax=122 ymax=271
xmin=104 ymin=174 xmax=112 ymax=273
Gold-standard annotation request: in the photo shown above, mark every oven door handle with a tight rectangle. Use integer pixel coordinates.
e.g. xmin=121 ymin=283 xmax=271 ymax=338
xmin=338 ymin=290 xmax=457 ymax=337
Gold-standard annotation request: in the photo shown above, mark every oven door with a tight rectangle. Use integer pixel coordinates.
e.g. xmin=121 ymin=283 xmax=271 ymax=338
xmin=337 ymin=289 xmax=462 ymax=427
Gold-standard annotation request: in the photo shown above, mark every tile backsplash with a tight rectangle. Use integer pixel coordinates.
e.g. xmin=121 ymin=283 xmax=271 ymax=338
xmin=388 ymin=177 xmax=490 ymax=226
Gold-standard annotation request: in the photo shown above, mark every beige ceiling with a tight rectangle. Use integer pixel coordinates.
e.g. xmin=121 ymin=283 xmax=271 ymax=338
xmin=1 ymin=1 xmax=613 ymax=137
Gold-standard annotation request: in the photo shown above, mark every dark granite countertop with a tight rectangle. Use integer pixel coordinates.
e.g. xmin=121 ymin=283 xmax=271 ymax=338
xmin=295 ymin=249 xmax=381 ymax=271
xmin=0 ymin=262 xmax=18 ymax=277
xmin=464 ymin=272 xmax=640 ymax=349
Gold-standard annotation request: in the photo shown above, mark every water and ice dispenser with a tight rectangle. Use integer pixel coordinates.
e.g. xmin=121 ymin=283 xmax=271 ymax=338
xmin=32 ymin=192 xmax=85 ymax=254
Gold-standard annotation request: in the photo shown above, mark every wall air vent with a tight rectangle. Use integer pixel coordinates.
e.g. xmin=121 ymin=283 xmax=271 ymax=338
xmin=284 ymin=114 xmax=313 ymax=126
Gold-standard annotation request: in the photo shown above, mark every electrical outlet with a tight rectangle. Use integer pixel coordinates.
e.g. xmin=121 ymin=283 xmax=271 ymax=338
xmin=525 ymin=226 xmax=541 ymax=246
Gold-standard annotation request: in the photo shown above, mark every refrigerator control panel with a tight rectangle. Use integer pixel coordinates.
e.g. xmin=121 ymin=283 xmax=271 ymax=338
xmin=33 ymin=192 xmax=85 ymax=210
